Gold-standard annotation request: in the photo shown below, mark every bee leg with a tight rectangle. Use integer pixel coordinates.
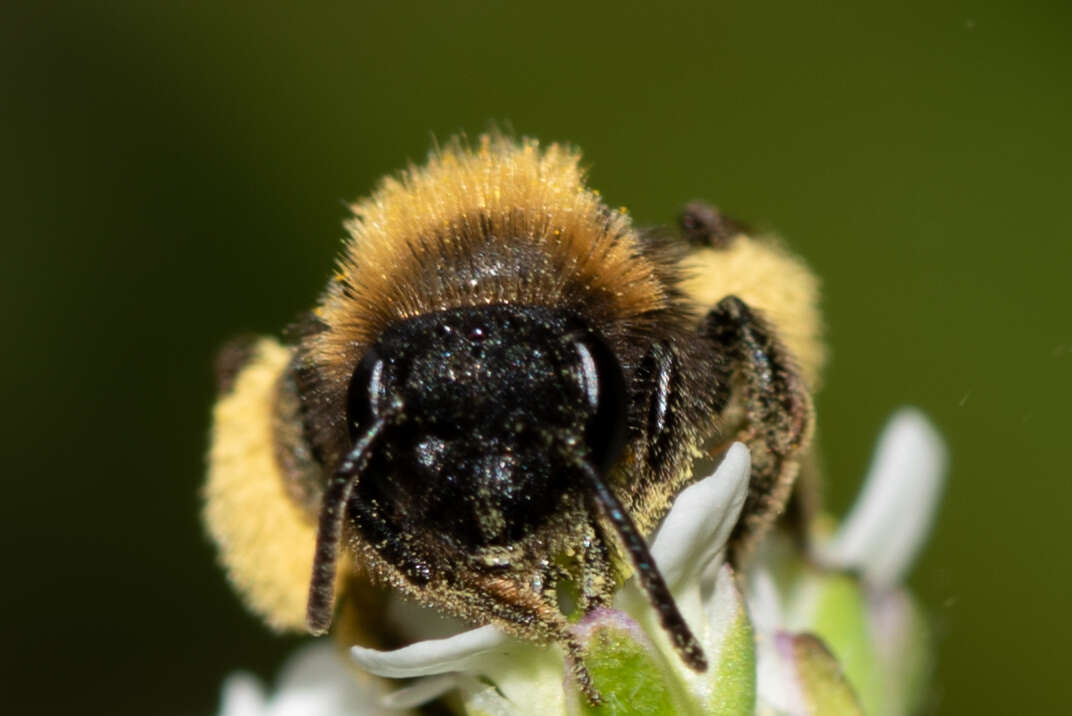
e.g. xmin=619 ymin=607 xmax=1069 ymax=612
xmin=781 ymin=442 xmax=823 ymax=553
xmin=572 ymin=521 xmax=616 ymax=614
xmin=468 ymin=576 xmax=604 ymax=705
xmin=700 ymin=295 xmax=813 ymax=562
xmin=564 ymin=634 xmax=603 ymax=706
xmin=678 ymin=200 xmax=747 ymax=248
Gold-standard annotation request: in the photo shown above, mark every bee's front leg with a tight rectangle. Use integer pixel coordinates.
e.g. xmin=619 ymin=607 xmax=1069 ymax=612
xmin=701 ymin=295 xmax=814 ymax=561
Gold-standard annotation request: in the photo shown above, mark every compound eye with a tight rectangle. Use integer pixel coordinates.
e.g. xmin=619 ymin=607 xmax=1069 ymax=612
xmin=345 ymin=347 xmax=385 ymax=441
xmin=572 ymin=334 xmax=628 ymax=473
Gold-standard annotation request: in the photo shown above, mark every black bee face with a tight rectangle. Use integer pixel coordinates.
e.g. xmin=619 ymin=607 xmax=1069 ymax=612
xmin=345 ymin=304 xmax=628 ymax=548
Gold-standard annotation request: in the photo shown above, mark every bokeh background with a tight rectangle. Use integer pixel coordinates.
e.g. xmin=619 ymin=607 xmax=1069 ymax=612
xmin=4 ymin=1 xmax=1070 ymax=713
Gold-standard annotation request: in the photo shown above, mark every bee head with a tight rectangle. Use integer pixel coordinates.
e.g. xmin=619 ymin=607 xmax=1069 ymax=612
xmin=345 ymin=304 xmax=628 ymax=547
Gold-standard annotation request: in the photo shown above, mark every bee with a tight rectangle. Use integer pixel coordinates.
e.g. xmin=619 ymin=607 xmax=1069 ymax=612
xmin=204 ymin=135 xmax=823 ymax=702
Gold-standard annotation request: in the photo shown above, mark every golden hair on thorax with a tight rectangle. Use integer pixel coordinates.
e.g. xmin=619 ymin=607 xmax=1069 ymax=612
xmin=310 ymin=135 xmax=669 ymax=385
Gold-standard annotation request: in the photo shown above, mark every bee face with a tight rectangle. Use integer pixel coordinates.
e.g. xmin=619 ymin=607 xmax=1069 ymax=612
xmin=343 ymin=304 xmax=626 ymax=551
xmin=204 ymin=135 xmax=823 ymax=702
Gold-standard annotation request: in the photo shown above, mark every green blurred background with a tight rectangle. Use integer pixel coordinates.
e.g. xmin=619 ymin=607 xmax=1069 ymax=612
xmin=3 ymin=1 xmax=1069 ymax=713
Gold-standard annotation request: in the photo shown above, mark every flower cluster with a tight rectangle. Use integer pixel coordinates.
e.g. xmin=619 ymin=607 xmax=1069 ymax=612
xmin=219 ymin=409 xmax=945 ymax=715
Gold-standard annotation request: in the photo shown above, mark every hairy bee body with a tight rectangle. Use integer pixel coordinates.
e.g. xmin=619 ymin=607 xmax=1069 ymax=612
xmin=205 ymin=135 xmax=823 ymax=695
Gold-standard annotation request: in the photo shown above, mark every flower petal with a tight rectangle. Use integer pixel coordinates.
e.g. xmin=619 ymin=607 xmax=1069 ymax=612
xmin=464 ymin=684 xmax=525 ymax=716
xmin=379 ymin=675 xmax=458 ymax=710
xmin=746 ymin=567 xmax=785 ymax=636
xmin=755 ymin=630 xmax=805 ymax=714
xmin=218 ymin=673 xmax=267 ymax=716
xmin=350 ymin=624 xmax=510 ymax=678
xmin=463 ymin=643 xmax=566 ymax=715
xmin=817 ymin=408 xmax=947 ymax=589
xmin=869 ymin=590 xmax=933 ymax=716
xmin=650 ymin=442 xmax=751 ymax=591
xmin=219 ymin=643 xmax=403 ymax=716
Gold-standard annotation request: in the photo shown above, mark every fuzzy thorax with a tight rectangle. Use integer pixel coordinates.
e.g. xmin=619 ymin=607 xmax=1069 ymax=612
xmin=307 ymin=136 xmax=672 ymax=391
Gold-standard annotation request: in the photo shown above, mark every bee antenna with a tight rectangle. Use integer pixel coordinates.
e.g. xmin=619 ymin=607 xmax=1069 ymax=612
xmin=574 ymin=457 xmax=708 ymax=672
xmin=306 ymin=415 xmax=391 ymax=635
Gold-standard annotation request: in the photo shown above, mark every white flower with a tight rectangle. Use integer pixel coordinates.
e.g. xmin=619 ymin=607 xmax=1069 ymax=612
xmin=753 ymin=408 xmax=947 ymax=715
xmin=218 ymin=642 xmax=406 ymax=716
xmin=215 ymin=409 xmax=946 ymax=715
xmin=816 ymin=408 xmax=947 ymax=589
